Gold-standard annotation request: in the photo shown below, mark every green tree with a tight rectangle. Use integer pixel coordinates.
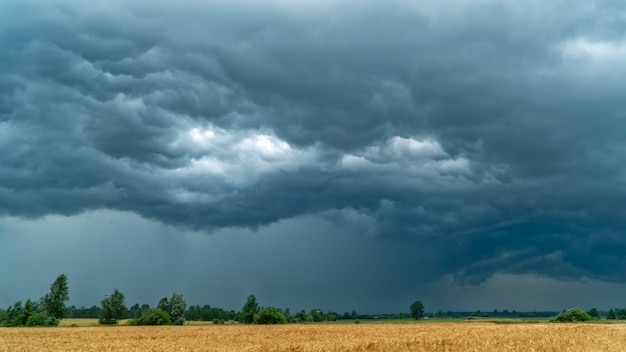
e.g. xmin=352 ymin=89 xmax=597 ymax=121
xmin=587 ymin=307 xmax=599 ymax=319
xmin=26 ymin=312 xmax=57 ymax=326
xmin=5 ymin=301 xmax=24 ymax=327
xmin=410 ymin=300 xmax=424 ymax=320
xmin=22 ymin=299 xmax=34 ymax=326
xmin=295 ymin=310 xmax=307 ymax=322
xmin=128 ymin=304 xmax=141 ymax=319
xmin=157 ymin=297 xmax=170 ymax=313
xmin=240 ymin=295 xmax=260 ymax=324
xmin=127 ymin=303 xmax=150 ymax=319
xmin=2 ymin=299 xmax=56 ymax=327
xmin=283 ymin=308 xmax=294 ymax=322
xmin=130 ymin=309 xmax=171 ymax=325
xmin=618 ymin=309 xmax=626 ymax=320
xmin=169 ymin=293 xmax=187 ymax=325
xmin=324 ymin=310 xmax=337 ymax=322
xmin=309 ymin=309 xmax=323 ymax=322
xmin=552 ymin=308 xmax=593 ymax=322
xmin=607 ymin=309 xmax=617 ymax=320
xmin=254 ymin=307 xmax=287 ymax=324
xmin=99 ymin=289 xmax=128 ymax=325
xmin=43 ymin=274 xmax=69 ymax=320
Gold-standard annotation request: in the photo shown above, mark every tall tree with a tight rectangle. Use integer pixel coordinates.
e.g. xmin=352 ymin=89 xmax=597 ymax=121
xmin=5 ymin=301 xmax=23 ymax=327
xmin=157 ymin=297 xmax=170 ymax=313
xmin=240 ymin=295 xmax=260 ymax=324
xmin=99 ymin=289 xmax=128 ymax=325
xmin=410 ymin=300 xmax=424 ymax=320
xmin=43 ymin=274 xmax=69 ymax=320
xmin=169 ymin=293 xmax=187 ymax=325
xmin=22 ymin=299 xmax=34 ymax=326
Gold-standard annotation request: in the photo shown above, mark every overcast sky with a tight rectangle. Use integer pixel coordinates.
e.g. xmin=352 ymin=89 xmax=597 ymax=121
xmin=2 ymin=0 xmax=626 ymax=314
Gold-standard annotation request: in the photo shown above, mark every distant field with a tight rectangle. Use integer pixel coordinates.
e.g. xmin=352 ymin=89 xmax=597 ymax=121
xmin=3 ymin=323 xmax=626 ymax=351
xmin=58 ymin=318 xmax=131 ymax=327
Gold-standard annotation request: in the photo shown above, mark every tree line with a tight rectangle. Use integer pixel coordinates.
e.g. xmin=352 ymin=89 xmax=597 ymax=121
xmin=6 ymin=274 xmax=626 ymax=327
xmin=0 ymin=274 xmax=385 ymax=326
xmin=0 ymin=274 xmax=69 ymax=327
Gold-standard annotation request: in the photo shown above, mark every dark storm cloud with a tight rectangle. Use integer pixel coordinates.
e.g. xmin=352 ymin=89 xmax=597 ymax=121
xmin=3 ymin=0 xmax=626 ymax=287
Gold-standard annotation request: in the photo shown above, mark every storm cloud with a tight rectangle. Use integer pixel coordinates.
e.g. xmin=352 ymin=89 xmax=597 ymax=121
xmin=2 ymin=0 xmax=626 ymax=310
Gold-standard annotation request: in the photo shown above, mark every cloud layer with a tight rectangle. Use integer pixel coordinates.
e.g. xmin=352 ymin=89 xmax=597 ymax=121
xmin=3 ymin=0 xmax=626 ymax=288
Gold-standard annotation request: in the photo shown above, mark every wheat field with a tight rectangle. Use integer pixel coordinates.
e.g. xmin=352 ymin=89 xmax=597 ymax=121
xmin=2 ymin=323 xmax=626 ymax=351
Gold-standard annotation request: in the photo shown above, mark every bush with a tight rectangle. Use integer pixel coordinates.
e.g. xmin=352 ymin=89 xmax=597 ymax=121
xmin=26 ymin=312 xmax=58 ymax=327
xmin=98 ymin=317 xmax=118 ymax=325
xmin=172 ymin=316 xmax=186 ymax=325
xmin=552 ymin=308 xmax=593 ymax=322
xmin=254 ymin=307 xmax=286 ymax=324
xmin=130 ymin=309 xmax=172 ymax=326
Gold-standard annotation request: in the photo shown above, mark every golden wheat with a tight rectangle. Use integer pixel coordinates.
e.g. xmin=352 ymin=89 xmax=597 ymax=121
xmin=2 ymin=323 xmax=626 ymax=351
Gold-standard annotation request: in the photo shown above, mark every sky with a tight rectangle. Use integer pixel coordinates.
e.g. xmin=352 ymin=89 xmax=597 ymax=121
xmin=2 ymin=0 xmax=626 ymax=314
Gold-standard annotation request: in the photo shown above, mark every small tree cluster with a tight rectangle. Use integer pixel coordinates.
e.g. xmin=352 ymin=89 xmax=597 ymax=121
xmin=285 ymin=308 xmax=338 ymax=323
xmin=607 ymin=309 xmax=617 ymax=320
xmin=130 ymin=293 xmax=186 ymax=326
xmin=128 ymin=304 xmax=151 ymax=319
xmin=2 ymin=300 xmax=56 ymax=327
xmin=340 ymin=310 xmax=359 ymax=320
xmin=254 ymin=307 xmax=287 ymax=324
xmin=586 ymin=308 xmax=600 ymax=319
xmin=239 ymin=295 xmax=286 ymax=325
xmin=605 ymin=308 xmax=626 ymax=320
xmin=156 ymin=293 xmax=187 ymax=325
xmin=130 ymin=309 xmax=171 ymax=325
xmin=551 ymin=308 xmax=593 ymax=322
xmin=185 ymin=305 xmax=238 ymax=321
xmin=99 ymin=289 xmax=128 ymax=325
xmin=1 ymin=275 xmax=68 ymax=327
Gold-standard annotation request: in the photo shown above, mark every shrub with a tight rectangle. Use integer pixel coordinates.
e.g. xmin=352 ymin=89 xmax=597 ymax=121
xmin=26 ymin=312 xmax=58 ymax=327
xmin=130 ymin=309 xmax=172 ymax=326
xmin=172 ymin=316 xmax=186 ymax=325
xmin=552 ymin=308 xmax=593 ymax=322
xmin=254 ymin=307 xmax=286 ymax=324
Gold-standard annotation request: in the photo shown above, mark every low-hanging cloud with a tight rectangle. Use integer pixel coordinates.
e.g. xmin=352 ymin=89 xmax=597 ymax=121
xmin=2 ymin=0 xmax=626 ymax=286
